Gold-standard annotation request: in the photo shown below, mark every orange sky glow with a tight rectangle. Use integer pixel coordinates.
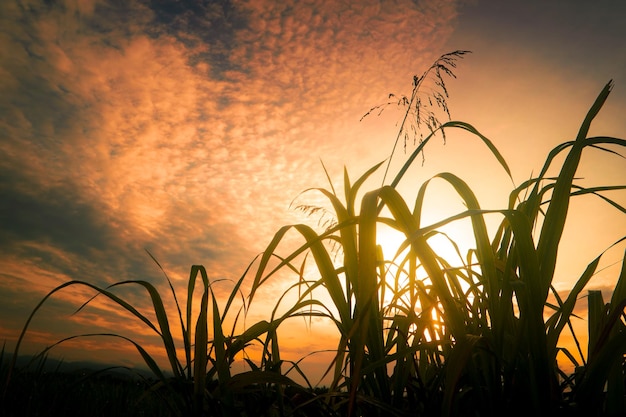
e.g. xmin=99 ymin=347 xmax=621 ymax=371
xmin=1 ymin=0 xmax=625 ymax=384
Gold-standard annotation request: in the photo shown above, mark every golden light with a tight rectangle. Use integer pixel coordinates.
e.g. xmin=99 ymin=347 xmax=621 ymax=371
xmin=375 ymin=220 xmax=476 ymax=272
xmin=375 ymin=219 xmax=478 ymax=317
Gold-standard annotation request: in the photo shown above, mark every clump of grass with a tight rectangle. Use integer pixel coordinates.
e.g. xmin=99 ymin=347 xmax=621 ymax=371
xmin=250 ymin=79 xmax=625 ymax=416
xmin=2 ymin=54 xmax=625 ymax=417
xmin=2 ymin=258 xmax=317 ymax=416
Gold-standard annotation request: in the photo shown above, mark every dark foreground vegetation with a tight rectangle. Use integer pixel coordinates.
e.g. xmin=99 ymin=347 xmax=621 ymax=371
xmin=2 ymin=53 xmax=626 ymax=416
xmin=0 ymin=356 xmax=333 ymax=417
xmin=1 ymin=361 xmax=168 ymax=417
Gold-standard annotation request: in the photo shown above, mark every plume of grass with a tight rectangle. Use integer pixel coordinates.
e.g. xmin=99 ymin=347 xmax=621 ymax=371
xmin=361 ymin=50 xmax=471 ymax=184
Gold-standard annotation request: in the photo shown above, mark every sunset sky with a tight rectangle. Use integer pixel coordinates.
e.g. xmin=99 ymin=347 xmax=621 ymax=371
xmin=1 ymin=0 xmax=625 ymax=381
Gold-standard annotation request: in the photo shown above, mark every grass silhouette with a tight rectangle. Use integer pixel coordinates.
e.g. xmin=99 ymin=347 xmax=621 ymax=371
xmin=3 ymin=53 xmax=625 ymax=416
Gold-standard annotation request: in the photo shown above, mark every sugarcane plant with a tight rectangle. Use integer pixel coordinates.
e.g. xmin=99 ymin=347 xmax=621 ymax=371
xmin=2 ymin=51 xmax=624 ymax=416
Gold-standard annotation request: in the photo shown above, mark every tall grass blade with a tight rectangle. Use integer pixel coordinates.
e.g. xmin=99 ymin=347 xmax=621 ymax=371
xmin=537 ymin=81 xmax=614 ymax=295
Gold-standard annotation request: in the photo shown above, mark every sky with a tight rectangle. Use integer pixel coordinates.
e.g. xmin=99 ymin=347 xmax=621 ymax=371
xmin=1 ymin=0 xmax=625 ymax=383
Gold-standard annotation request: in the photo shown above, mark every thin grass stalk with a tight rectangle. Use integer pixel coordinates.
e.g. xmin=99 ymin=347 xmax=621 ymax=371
xmin=192 ymin=275 xmax=208 ymax=415
xmin=350 ymin=189 xmax=391 ymax=411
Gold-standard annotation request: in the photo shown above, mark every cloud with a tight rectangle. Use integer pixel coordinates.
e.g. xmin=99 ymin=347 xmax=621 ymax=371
xmin=0 ymin=0 xmax=460 ymax=368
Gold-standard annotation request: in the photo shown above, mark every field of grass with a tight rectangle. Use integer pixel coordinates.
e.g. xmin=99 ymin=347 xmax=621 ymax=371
xmin=0 ymin=353 xmax=170 ymax=417
xmin=2 ymin=52 xmax=625 ymax=416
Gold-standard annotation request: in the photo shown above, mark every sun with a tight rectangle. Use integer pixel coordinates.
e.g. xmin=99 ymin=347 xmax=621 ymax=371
xmin=375 ymin=220 xmax=478 ymax=307
xmin=375 ymin=222 xmax=473 ymax=268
